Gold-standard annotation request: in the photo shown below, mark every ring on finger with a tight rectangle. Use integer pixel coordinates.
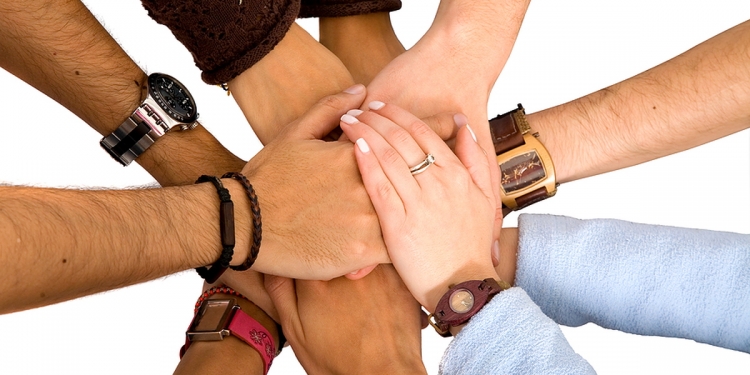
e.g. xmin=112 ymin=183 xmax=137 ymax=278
xmin=409 ymin=154 xmax=435 ymax=175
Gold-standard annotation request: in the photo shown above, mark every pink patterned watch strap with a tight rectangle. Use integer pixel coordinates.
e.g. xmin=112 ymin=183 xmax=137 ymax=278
xmin=229 ymin=309 xmax=276 ymax=375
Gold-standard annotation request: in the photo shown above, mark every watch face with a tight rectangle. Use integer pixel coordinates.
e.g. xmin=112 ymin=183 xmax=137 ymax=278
xmin=500 ymin=150 xmax=546 ymax=194
xmin=449 ymin=288 xmax=475 ymax=314
xmin=148 ymin=73 xmax=198 ymax=123
xmin=191 ymin=299 xmax=234 ymax=332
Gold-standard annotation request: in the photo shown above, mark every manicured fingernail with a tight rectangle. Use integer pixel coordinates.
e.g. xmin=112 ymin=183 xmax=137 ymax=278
xmin=368 ymin=101 xmax=385 ymax=110
xmin=347 ymin=109 xmax=364 ymax=116
xmin=341 ymin=114 xmax=359 ymax=125
xmin=453 ymin=113 xmax=469 ymax=127
xmin=356 ymin=138 xmax=370 ymax=153
xmin=466 ymin=124 xmax=478 ymax=143
xmin=492 ymin=240 xmax=501 ymax=265
xmin=344 ymin=84 xmax=365 ymax=94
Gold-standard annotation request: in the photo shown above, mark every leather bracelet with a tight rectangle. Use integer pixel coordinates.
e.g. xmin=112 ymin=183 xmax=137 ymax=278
xmin=222 ymin=172 xmax=262 ymax=271
xmin=195 ymin=175 xmax=235 ymax=283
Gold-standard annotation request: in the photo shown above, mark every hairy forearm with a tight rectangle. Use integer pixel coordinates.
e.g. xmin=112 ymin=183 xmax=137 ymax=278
xmin=0 ymin=182 xmax=251 ymax=313
xmin=0 ymin=0 xmax=243 ymax=187
xmin=529 ymin=19 xmax=750 ymax=183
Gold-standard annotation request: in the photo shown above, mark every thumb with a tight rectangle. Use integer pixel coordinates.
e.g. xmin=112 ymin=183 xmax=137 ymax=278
xmin=264 ymin=275 xmax=301 ymax=339
xmin=288 ymin=84 xmax=367 ymax=140
xmin=420 ymin=112 xmax=460 ymax=142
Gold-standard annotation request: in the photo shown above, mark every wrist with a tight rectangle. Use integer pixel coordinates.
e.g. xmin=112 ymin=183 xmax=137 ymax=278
xmin=320 ymin=13 xmax=404 ymax=85
xmin=495 ymin=228 xmax=519 ymax=285
xmin=176 ymin=292 xmax=279 ymax=375
xmin=228 ymin=23 xmax=353 ymax=144
xmin=423 ymin=263 xmax=499 ymax=313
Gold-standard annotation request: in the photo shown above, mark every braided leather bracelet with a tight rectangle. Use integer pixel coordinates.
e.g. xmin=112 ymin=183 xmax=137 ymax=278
xmin=222 ymin=172 xmax=261 ymax=271
xmin=195 ymin=175 xmax=235 ymax=283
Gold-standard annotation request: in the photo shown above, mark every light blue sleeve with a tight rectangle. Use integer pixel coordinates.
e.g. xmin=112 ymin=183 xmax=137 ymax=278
xmin=440 ymin=287 xmax=596 ymax=375
xmin=515 ymin=214 xmax=750 ymax=353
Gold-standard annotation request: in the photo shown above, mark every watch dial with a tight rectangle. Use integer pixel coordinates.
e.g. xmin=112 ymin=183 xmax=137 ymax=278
xmin=449 ymin=289 xmax=475 ymax=314
xmin=500 ymin=150 xmax=546 ymax=194
xmin=148 ymin=73 xmax=198 ymax=123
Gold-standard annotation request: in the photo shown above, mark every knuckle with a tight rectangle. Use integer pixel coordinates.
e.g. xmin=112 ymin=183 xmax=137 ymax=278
xmin=380 ymin=147 xmax=402 ymax=166
xmin=411 ymin=119 xmax=434 ymax=138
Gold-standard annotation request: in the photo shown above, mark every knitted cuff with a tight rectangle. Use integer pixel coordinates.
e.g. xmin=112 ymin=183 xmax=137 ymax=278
xmin=299 ymin=0 xmax=401 ymax=18
xmin=142 ymin=0 xmax=301 ymax=84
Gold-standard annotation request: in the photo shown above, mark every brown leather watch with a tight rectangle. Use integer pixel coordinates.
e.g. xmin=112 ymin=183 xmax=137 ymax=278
xmin=428 ymin=278 xmax=511 ymax=337
xmin=489 ymin=104 xmax=557 ymax=215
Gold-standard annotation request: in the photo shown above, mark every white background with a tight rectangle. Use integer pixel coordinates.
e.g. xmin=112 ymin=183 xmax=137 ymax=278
xmin=0 ymin=0 xmax=748 ymax=374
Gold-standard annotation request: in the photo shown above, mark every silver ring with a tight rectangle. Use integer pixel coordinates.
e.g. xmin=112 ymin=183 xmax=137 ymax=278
xmin=409 ymin=154 xmax=435 ymax=175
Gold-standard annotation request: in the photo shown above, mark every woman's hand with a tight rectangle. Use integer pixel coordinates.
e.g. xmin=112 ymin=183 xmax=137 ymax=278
xmin=340 ymin=102 xmax=499 ymax=311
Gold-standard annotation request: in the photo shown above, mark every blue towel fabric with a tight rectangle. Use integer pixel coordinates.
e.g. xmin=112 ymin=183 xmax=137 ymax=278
xmin=440 ymin=214 xmax=750 ymax=374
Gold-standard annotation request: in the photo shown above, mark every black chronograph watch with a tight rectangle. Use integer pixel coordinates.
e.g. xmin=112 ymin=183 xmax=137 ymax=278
xmin=100 ymin=73 xmax=198 ymax=166
xmin=489 ymin=104 xmax=557 ymax=214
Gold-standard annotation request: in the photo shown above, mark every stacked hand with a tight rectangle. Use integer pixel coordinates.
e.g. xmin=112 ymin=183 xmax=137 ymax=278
xmin=340 ymin=102 xmax=499 ymax=311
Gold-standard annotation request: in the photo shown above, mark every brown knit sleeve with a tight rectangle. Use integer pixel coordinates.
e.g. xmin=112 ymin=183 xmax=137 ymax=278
xmin=299 ymin=0 xmax=401 ymax=18
xmin=142 ymin=0 xmax=301 ymax=85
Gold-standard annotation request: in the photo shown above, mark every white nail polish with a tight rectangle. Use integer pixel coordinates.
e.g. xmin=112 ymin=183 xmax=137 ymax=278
xmin=341 ymin=114 xmax=359 ymax=125
xmin=347 ymin=109 xmax=364 ymax=116
xmin=368 ymin=101 xmax=385 ymax=110
xmin=356 ymin=138 xmax=370 ymax=153
xmin=466 ymin=124 xmax=478 ymax=143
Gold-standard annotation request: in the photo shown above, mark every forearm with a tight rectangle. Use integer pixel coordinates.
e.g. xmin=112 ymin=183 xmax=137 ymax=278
xmin=319 ymin=12 xmax=404 ymax=85
xmin=0 ymin=182 xmax=252 ymax=314
xmin=528 ymin=19 xmax=750 ymax=183
xmin=228 ymin=23 xmax=355 ymax=145
xmin=441 ymin=288 xmax=595 ymax=374
xmin=515 ymin=214 xmax=750 ymax=353
xmin=429 ymin=0 xmax=530 ymax=85
xmin=0 ymin=0 xmax=243 ymax=187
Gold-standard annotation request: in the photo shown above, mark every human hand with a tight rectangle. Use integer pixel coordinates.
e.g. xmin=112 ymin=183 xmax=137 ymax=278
xmin=364 ymin=26 xmax=506 ymax=259
xmin=265 ymin=265 xmax=426 ymax=375
xmin=241 ymin=86 xmax=390 ymax=280
xmin=341 ymin=103 xmax=498 ymax=311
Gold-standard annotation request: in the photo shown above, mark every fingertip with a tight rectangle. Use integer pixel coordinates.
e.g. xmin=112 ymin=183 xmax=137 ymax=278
xmin=453 ymin=113 xmax=469 ymax=128
xmin=343 ymin=84 xmax=365 ymax=95
xmin=344 ymin=264 xmax=379 ymax=280
xmin=356 ymin=138 xmax=371 ymax=153
xmin=368 ymin=100 xmax=386 ymax=110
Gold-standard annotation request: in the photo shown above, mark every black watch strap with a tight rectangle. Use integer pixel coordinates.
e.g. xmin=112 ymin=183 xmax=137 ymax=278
xmin=100 ymin=116 xmax=156 ymax=166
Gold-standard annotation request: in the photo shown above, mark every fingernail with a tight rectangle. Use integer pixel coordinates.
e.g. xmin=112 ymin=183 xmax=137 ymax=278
xmin=356 ymin=138 xmax=370 ymax=153
xmin=347 ymin=109 xmax=364 ymax=117
xmin=344 ymin=84 xmax=365 ymax=94
xmin=453 ymin=113 xmax=469 ymax=128
xmin=466 ymin=124 xmax=478 ymax=143
xmin=492 ymin=240 xmax=501 ymax=265
xmin=341 ymin=114 xmax=359 ymax=125
xmin=368 ymin=101 xmax=385 ymax=110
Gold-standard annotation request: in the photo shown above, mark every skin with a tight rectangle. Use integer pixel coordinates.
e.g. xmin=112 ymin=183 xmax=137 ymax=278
xmin=341 ymin=103 xmax=498 ymax=313
xmin=265 ymin=265 xmax=427 ymax=375
xmin=174 ymin=292 xmax=280 ymax=375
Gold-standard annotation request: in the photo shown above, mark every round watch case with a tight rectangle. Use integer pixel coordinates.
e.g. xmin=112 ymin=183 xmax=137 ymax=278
xmin=429 ymin=278 xmax=509 ymax=337
xmin=148 ymin=73 xmax=198 ymax=125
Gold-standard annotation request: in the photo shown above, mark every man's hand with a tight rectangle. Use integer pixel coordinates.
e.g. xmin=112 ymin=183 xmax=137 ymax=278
xmin=265 ymin=265 xmax=427 ymax=375
xmin=241 ymin=86 xmax=389 ymax=280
